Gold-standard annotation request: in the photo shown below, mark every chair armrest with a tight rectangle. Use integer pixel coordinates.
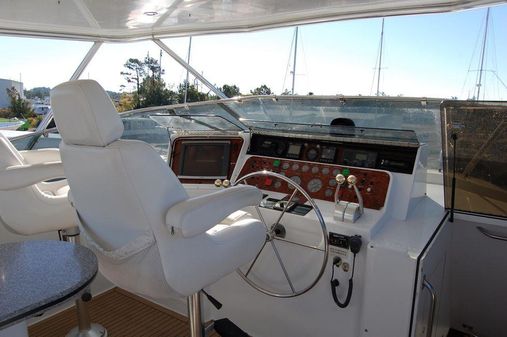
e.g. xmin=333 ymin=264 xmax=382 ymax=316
xmin=0 ymin=161 xmax=65 ymax=191
xmin=19 ymin=148 xmax=61 ymax=164
xmin=166 ymin=185 xmax=262 ymax=238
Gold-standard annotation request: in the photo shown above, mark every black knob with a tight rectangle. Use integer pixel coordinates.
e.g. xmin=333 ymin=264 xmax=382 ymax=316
xmin=81 ymin=292 xmax=92 ymax=302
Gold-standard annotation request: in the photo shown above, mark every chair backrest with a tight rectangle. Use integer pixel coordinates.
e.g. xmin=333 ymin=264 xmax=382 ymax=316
xmin=51 ymin=80 xmax=188 ymax=252
xmin=0 ymin=133 xmax=75 ymax=234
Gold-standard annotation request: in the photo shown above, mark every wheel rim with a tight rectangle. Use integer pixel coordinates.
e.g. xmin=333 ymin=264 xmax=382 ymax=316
xmin=233 ymin=170 xmax=329 ymax=298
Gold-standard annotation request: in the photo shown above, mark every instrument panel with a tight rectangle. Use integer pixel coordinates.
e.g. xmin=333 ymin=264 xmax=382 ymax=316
xmin=249 ymin=134 xmax=417 ymax=174
xmin=238 ymin=156 xmax=390 ymax=210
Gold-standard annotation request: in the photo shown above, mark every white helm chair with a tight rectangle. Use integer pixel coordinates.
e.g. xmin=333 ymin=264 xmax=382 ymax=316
xmin=51 ymin=80 xmax=266 ymax=337
xmin=0 ymin=133 xmax=74 ymax=234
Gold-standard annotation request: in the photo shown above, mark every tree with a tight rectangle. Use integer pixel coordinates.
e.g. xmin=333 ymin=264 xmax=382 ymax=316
xmin=250 ymin=84 xmax=272 ymax=95
xmin=116 ymin=93 xmax=136 ymax=112
xmin=121 ymin=58 xmax=145 ymax=108
xmin=24 ymin=87 xmax=50 ymax=100
xmin=6 ymin=87 xmax=34 ymax=119
xmin=106 ymin=90 xmax=120 ymax=101
xmin=140 ymin=75 xmax=175 ymax=107
xmin=121 ymin=56 xmax=175 ymax=108
xmin=144 ymin=56 xmax=163 ymax=79
xmin=177 ymin=83 xmax=209 ymax=103
xmin=221 ymin=84 xmax=241 ymax=98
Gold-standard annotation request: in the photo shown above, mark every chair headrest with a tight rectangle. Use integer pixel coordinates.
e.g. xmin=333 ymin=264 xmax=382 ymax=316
xmin=51 ymin=80 xmax=124 ymax=147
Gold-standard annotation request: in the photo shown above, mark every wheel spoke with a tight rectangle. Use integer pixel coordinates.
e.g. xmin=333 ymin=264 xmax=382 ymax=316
xmin=245 ymin=239 xmax=267 ymax=277
xmin=270 ymin=240 xmax=296 ymax=294
xmin=274 ymin=237 xmax=325 ymax=252
xmin=254 ymin=206 xmax=270 ymax=231
xmin=272 ymin=189 xmax=298 ymax=230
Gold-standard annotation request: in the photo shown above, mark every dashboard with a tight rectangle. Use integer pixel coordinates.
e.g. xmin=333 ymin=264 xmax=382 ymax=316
xmin=170 ymin=132 xmax=419 ymax=210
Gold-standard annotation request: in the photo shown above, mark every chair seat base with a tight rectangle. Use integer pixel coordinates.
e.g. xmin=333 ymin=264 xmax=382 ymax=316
xmin=65 ymin=323 xmax=107 ymax=337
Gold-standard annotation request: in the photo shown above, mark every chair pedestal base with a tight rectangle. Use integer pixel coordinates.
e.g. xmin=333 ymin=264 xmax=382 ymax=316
xmin=61 ymin=228 xmax=107 ymax=337
xmin=188 ymin=292 xmax=203 ymax=337
xmin=65 ymin=323 xmax=107 ymax=337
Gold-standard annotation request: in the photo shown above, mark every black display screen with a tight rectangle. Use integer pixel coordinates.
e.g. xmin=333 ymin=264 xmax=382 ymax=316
xmin=342 ymin=149 xmax=377 ymax=168
xmin=287 ymin=143 xmax=302 ymax=158
xmin=320 ymin=146 xmax=337 ymax=162
xmin=178 ymin=141 xmax=230 ymax=178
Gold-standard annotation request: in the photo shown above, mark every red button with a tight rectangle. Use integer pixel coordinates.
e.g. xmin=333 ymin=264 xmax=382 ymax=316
xmin=264 ymin=177 xmax=273 ymax=186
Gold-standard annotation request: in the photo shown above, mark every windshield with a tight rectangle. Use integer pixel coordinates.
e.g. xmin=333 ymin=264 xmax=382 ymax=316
xmin=133 ymin=96 xmax=440 ymax=166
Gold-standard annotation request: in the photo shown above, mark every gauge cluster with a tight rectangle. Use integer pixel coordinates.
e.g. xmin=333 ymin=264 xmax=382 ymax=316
xmin=248 ymin=134 xmax=417 ymax=174
xmin=238 ymin=156 xmax=390 ymax=210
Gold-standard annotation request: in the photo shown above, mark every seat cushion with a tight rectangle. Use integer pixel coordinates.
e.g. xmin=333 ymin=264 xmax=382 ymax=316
xmin=160 ymin=216 xmax=266 ymax=297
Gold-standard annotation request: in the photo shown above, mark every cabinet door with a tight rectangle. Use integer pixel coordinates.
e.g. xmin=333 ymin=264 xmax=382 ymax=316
xmin=413 ymin=220 xmax=451 ymax=337
xmin=449 ymin=215 xmax=507 ymax=337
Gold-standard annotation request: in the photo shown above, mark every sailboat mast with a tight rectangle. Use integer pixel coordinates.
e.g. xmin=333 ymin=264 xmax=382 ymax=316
xmin=476 ymin=8 xmax=490 ymax=100
xmin=184 ymin=36 xmax=192 ymax=103
xmin=376 ymin=18 xmax=385 ymax=96
xmin=291 ymin=27 xmax=299 ymax=95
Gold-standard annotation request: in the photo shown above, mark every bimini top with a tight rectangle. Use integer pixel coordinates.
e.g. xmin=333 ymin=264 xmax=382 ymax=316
xmin=0 ymin=0 xmax=504 ymax=41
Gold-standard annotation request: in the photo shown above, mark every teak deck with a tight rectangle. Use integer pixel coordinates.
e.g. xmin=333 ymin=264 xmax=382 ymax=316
xmin=29 ymin=288 xmax=218 ymax=337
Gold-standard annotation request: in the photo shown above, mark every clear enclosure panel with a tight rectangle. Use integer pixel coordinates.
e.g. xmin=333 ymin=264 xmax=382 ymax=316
xmin=149 ymin=115 xmax=242 ymax=132
xmin=120 ymin=111 xmax=170 ymax=159
xmin=441 ymin=101 xmax=507 ymax=218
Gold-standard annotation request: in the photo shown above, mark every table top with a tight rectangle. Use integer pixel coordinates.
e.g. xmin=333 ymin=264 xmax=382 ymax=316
xmin=0 ymin=240 xmax=98 ymax=329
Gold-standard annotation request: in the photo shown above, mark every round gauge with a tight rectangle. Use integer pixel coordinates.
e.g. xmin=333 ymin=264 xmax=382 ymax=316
xmin=292 ymin=163 xmax=300 ymax=171
xmin=306 ymin=147 xmax=320 ymax=161
xmin=329 ymin=179 xmax=337 ymax=187
xmin=322 ymin=167 xmax=330 ymax=175
xmin=324 ymin=189 xmax=334 ymax=197
xmin=288 ymin=176 xmax=301 ymax=189
xmin=282 ymin=162 xmax=290 ymax=170
xmin=307 ymin=178 xmax=323 ymax=193
xmin=311 ymin=166 xmax=320 ymax=174
xmin=274 ymin=180 xmax=282 ymax=189
xmin=332 ymin=168 xmax=341 ymax=176
xmin=301 ymin=164 xmax=310 ymax=172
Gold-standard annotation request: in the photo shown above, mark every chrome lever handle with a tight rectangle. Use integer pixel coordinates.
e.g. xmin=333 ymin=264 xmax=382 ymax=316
xmin=334 ymin=174 xmax=346 ymax=204
xmin=347 ymin=175 xmax=364 ymax=215
xmin=476 ymin=226 xmax=507 ymax=242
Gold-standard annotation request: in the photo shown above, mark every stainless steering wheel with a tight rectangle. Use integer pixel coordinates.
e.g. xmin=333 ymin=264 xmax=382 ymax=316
xmin=233 ymin=170 xmax=329 ymax=298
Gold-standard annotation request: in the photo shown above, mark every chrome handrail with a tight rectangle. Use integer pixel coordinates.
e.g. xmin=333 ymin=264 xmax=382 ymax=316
xmin=476 ymin=226 xmax=507 ymax=242
xmin=422 ymin=276 xmax=436 ymax=337
xmin=8 ymin=127 xmax=58 ymax=142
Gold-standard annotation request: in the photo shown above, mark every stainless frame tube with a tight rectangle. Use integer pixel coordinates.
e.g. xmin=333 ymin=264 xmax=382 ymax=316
xmin=187 ymin=293 xmax=203 ymax=337
xmin=153 ymin=38 xmax=227 ymax=100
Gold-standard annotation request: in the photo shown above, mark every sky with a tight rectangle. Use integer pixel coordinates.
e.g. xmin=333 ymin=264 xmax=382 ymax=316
xmin=0 ymin=4 xmax=506 ymax=100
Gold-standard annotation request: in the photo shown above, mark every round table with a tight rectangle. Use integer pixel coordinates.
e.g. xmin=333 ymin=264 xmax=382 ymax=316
xmin=0 ymin=240 xmax=98 ymax=337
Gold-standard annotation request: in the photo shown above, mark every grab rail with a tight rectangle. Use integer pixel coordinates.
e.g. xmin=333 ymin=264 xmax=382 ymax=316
xmin=422 ymin=277 xmax=436 ymax=337
xmin=477 ymin=226 xmax=507 ymax=242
